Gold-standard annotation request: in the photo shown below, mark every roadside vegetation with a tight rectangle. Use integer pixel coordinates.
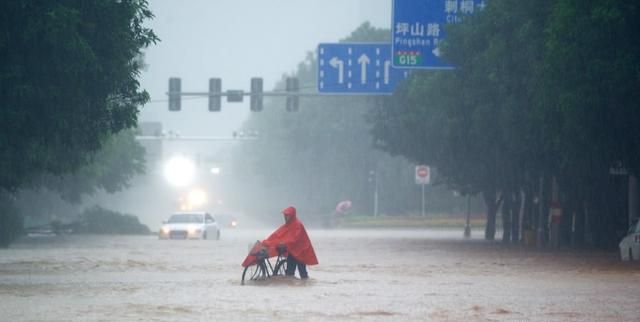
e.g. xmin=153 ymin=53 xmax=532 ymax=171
xmin=339 ymin=214 xmax=489 ymax=230
xmin=69 ymin=206 xmax=150 ymax=235
xmin=369 ymin=0 xmax=640 ymax=248
xmin=0 ymin=0 xmax=157 ymax=247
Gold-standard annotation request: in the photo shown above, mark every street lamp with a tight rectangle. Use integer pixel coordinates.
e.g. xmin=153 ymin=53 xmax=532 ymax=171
xmin=164 ymin=155 xmax=195 ymax=187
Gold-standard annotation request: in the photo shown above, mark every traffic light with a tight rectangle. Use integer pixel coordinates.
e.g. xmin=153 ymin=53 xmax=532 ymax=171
xmin=168 ymin=77 xmax=181 ymax=111
xmin=208 ymin=78 xmax=222 ymax=111
xmin=226 ymin=90 xmax=244 ymax=102
xmin=250 ymin=77 xmax=263 ymax=112
xmin=286 ymin=77 xmax=299 ymax=112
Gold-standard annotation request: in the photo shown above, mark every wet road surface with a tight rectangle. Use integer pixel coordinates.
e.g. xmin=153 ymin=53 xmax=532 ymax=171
xmin=1 ymin=228 xmax=639 ymax=321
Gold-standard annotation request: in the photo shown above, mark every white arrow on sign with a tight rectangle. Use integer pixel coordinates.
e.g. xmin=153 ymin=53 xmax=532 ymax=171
xmin=330 ymin=57 xmax=344 ymax=84
xmin=432 ymin=47 xmax=441 ymax=57
xmin=358 ymin=54 xmax=370 ymax=84
xmin=384 ymin=60 xmax=391 ymax=84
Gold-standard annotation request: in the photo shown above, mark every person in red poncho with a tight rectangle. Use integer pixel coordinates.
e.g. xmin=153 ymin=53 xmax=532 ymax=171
xmin=261 ymin=206 xmax=318 ymax=279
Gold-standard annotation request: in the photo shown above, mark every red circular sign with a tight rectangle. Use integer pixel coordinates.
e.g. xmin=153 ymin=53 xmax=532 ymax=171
xmin=417 ymin=167 xmax=429 ymax=177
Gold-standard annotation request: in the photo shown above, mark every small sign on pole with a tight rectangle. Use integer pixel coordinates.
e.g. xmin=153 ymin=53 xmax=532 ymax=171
xmin=415 ymin=165 xmax=431 ymax=185
xmin=415 ymin=165 xmax=430 ymax=217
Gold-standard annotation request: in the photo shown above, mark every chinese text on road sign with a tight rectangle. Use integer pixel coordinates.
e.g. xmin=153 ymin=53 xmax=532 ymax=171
xmin=392 ymin=0 xmax=486 ymax=69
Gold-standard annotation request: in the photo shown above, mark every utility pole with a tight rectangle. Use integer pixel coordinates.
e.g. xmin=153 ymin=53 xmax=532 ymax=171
xmin=464 ymin=194 xmax=471 ymax=238
xmin=369 ymin=170 xmax=379 ymax=217
xmin=421 ymin=183 xmax=425 ymax=217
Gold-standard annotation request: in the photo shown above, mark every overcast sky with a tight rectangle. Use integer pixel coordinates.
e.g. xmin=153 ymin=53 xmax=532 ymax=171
xmin=138 ymin=0 xmax=391 ymax=137
xmin=96 ymin=1 xmax=392 ymax=226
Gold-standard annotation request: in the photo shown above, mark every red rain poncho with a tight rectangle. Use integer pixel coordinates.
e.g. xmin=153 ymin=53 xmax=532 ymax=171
xmin=261 ymin=206 xmax=318 ymax=265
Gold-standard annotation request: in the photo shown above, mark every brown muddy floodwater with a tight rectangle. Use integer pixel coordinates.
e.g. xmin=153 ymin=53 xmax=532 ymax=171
xmin=1 ymin=228 xmax=639 ymax=322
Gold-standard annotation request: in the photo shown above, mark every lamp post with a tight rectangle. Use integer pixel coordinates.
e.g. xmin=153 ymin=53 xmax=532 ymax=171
xmin=369 ymin=170 xmax=379 ymax=217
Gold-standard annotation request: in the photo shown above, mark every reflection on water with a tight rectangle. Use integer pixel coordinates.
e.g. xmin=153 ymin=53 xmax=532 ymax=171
xmin=1 ymin=229 xmax=638 ymax=322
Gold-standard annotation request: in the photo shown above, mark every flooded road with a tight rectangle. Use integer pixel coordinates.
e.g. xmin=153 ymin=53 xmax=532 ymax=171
xmin=1 ymin=228 xmax=638 ymax=322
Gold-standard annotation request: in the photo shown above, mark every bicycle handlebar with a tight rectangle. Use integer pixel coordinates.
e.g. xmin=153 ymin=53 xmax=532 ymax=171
xmin=248 ymin=241 xmax=287 ymax=262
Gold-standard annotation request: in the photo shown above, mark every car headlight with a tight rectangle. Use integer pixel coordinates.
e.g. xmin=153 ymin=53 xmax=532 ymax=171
xmin=161 ymin=226 xmax=170 ymax=234
xmin=187 ymin=226 xmax=201 ymax=235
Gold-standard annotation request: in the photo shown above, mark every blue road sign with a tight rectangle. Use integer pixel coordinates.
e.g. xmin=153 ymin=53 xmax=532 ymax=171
xmin=392 ymin=0 xmax=486 ymax=69
xmin=317 ymin=43 xmax=410 ymax=94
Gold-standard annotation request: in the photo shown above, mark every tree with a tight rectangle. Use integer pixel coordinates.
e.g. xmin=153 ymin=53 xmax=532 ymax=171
xmin=0 ymin=0 xmax=157 ymax=191
xmin=37 ymin=129 xmax=146 ymax=203
xmin=17 ymin=129 xmax=146 ymax=208
xmin=543 ymin=0 xmax=640 ymax=246
xmin=371 ymin=0 xmax=552 ymax=240
xmin=370 ymin=0 xmax=640 ymax=247
xmin=0 ymin=0 xmax=157 ymax=247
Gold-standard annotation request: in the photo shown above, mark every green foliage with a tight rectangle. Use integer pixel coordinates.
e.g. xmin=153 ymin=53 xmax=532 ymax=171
xmin=74 ymin=205 xmax=150 ymax=235
xmin=541 ymin=0 xmax=640 ymax=246
xmin=0 ymin=0 xmax=158 ymax=191
xmin=0 ymin=0 xmax=156 ymax=247
xmin=544 ymin=0 xmax=640 ymax=176
xmin=36 ymin=129 xmax=146 ymax=203
xmin=344 ymin=21 xmax=391 ymax=43
xmin=369 ymin=0 xmax=640 ymax=246
xmin=0 ymin=192 xmax=23 ymax=248
xmin=5 ymin=128 xmax=146 ymax=241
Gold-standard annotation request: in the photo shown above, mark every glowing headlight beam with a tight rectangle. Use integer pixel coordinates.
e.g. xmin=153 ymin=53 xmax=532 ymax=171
xmin=164 ymin=156 xmax=195 ymax=187
xmin=187 ymin=188 xmax=207 ymax=208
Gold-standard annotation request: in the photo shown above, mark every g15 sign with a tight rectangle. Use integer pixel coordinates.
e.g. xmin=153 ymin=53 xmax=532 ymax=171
xmin=392 ymin=0 xmax=486 ymax=69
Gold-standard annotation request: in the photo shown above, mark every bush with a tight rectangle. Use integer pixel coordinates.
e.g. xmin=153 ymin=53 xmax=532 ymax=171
xmin=0 ymin=194 xmax=24 ymax=248
xmin=74 ymin=205 xmax=150 ymax=235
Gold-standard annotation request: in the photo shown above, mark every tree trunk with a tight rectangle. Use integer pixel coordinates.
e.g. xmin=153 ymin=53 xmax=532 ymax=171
xmin=483 ymin=190 xmax=499 ymax=240
xmin=502 ymin=191 xmax=512 ymax=243
xmin=511 ymin=190 xmax=522 ymax=243
xmin=572 ymin=195 xmax=585 ymax=248
xmin=521 ymin=185 xmax=534 ymax=245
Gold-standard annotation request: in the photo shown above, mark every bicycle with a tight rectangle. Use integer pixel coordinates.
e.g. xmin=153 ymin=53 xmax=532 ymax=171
xmin=241 ymin=241 xmax=288 ymax=285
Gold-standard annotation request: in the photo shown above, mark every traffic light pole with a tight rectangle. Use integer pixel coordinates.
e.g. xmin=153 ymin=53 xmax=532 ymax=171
xmin=174 ymin=91 xmax=331 ymax=97
xmin=135 ymin=135 xmax=257 ymax=141
xmin=135 ymin=130 xmax=259 ymax=142
xmin=167 ymin=76 xmax=387 ymax=112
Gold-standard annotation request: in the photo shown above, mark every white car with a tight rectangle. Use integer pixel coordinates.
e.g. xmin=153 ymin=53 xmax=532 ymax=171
xmin=619 ymin=219 xmax=640 ymax=261
xmin=159 ymin=212 xmax=220 ymax=240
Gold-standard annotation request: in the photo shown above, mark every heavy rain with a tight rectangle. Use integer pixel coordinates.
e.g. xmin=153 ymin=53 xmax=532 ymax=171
xmin=1 ymin=1 xmax=640 ymax=321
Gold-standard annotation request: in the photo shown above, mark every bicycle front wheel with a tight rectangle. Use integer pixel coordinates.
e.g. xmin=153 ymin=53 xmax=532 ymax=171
xmin=241 ymin=261 xmax=268 ymax=285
